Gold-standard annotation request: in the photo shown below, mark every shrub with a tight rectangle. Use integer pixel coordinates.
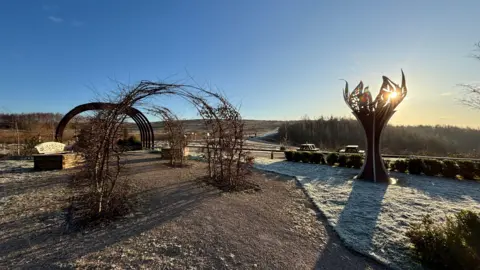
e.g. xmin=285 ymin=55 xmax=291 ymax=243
xmin=311 ymin=152 xmax=325 ymax=164
xmin=423 ymin=159 xmax=443 ymax=176
xmin=279 ymin=146 xmax=286 ymax=151
xmin=406 ymin=210 xmax=480 ymax=270
xmin=383 ymin=159 xmax=391 ymax=171
xmin=326 ymin=153 xmax=338 ymax=166
xmin=301 ymin=152 xmax=313 ymax=163
xmin=408 ymin=158 xmax=424 ymax=175
xmin=458 ymin=161 xmax=476 ymax=180
xmin=348 ymin=154 xmax=364 ymax=169
xmin=337 ymin=154 xmax=348 ymax=167
xmin=118 ymin=135 xmax=142 ymax=150
xmin=442 ymin=160 xmax=459 ymax=178
xmin=394 ymin=160 xmax=407 ymax=173
xmin=22 ymin=135 xmax=41 ymax=156
xmin=475 ymin=162 xmax=480 ymax=178
xmin=284 ymin=151 xmax=294 ymax=161
xmin=292 ymin=151 xmax=302 ymax=162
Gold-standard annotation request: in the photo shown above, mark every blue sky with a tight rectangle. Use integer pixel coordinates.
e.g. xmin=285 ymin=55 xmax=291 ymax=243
xmin=1 ymin=1 xmax=479 ymax=127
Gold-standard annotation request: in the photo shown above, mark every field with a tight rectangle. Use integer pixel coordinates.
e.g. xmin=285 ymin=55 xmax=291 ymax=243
xmin=254 ymin=158 xmax=480 ymax=269
xmin=0 ymin=152 xmax=383 ymax=269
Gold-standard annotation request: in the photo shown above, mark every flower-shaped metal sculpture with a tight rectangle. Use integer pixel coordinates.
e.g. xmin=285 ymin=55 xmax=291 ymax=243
xmin=343 ymin=71 xmax=407 ymax=182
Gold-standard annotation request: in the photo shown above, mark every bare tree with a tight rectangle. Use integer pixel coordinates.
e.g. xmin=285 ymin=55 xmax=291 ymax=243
xmin=149 ymin=107 xmax=188 ymax=167
xmin=460 ymin=42 xmax=480 ymax=110
xmin=67 ymin=81 xmax=252 ymax=228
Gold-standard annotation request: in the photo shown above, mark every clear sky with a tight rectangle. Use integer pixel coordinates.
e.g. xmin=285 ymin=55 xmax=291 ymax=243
xmin=1 ymin=1 xmax=479 ymax=127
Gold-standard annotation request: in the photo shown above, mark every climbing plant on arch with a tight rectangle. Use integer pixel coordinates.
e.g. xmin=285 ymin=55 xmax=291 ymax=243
xmin=67 ymin=81 xmax=248 ymax=220
xmin=343 ymin=71 xmax=407 ymax=183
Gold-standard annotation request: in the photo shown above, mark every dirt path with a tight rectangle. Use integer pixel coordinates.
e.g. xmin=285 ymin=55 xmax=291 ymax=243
xmin=1 ymin=153 xmax=385 ymax=269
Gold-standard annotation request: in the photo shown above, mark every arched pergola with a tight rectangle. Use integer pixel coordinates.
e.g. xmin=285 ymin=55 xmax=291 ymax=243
xmin=55 ymin=102 xmax=155 ymax=149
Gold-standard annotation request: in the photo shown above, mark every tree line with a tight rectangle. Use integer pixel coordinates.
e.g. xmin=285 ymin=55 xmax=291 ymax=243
xmin=277 ymin=116 xmax=480 ymax=158
xmin=0 ymin=113 xmax=63 ymax=130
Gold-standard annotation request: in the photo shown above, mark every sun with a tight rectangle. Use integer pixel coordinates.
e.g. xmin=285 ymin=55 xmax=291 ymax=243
xmin=390 ymin=91 xmax=398 ymax=99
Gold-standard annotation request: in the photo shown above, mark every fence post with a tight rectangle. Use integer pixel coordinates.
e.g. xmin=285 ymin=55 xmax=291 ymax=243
xmin=271 ymin=151 xmax=274 ymax=159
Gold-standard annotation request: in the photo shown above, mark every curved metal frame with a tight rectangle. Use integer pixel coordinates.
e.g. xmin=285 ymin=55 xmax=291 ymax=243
xmin=55 ymin=102 xmax=154 ymax=149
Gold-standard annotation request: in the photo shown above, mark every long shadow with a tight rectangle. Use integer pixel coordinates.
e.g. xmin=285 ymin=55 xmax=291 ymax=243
xmin=0 ymin=178 xmax=219 ymax=269
xmin=1 ymin=173 xmax=70 ymax=198
xmin=314 ymin=179 xmax=389 ymax=270
xmin=123 ymin=156 xmax=162 ymax=165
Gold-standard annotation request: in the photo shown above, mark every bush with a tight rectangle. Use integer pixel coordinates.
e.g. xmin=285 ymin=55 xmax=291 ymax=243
xmin=442 ymin=160 xmax=459 ymax=178
xmin=337 ymin=154 xmax=348 ymax=167
xmin=279 ymin=146 xmax=286 ymax=151
xmin=284 ymin=151 xmax=294 ymax=161
xmin=458 ymin=161 xmax=476 ymax=180
xmin=406 ymin=210 xmax=480 ymax=270
xmin=408 ymin=158 xmax=424 ymax=175
xmin=383 ymin=159 xmax=391 ymax=171
xmin=292 ymin=151 xmax=302 ymax=162
xmin=301 ymin=152 xmax=313 ymax=163
xmin=423 ymin=159 xmax=443 ymax=176
xmin=326 ymin=153 xmax=338 ymax=166
xmin=118 ymin=135 xmax=142 ymax=151
xmin=22 ymin=135 xmax=41 ymax=156
xmin=348 ymin=154 xmax=364 ymax=169
xmin=394 ymin=160 xmax=407 ymax=173
xmin=311 ymin=152 xmax=325 ymax=164
xmin=475 ymin=162 xmax=480 ymax=178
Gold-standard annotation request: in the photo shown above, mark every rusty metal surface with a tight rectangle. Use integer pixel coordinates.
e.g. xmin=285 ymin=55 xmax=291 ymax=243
xmin=343 ymin=72 xmax=407 ymax=183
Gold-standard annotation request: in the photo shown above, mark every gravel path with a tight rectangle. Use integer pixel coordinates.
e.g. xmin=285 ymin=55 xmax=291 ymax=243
xmin=254 ymin=158 xmax=480 ymax=270
xmin=1 ymin=154 xmax=385 ymax=269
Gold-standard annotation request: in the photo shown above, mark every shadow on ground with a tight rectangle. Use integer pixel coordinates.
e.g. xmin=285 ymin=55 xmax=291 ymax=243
xmin=0 ymin=177 xmax=219 ymax=269
xmin=314 ymin=179 xmax=388 ymax=270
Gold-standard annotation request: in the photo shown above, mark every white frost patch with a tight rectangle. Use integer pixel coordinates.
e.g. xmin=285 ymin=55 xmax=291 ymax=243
xmin=254 ymin=158 xmax=480 ymax=269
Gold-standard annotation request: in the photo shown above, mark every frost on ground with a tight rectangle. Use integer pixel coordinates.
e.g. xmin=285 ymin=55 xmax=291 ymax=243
xmin=254 ymin=158 xmax=480 ymax=270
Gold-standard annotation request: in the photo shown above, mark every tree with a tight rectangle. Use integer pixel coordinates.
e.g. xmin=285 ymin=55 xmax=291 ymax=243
xmin=460 ymin=42 xmax=480 ymax=110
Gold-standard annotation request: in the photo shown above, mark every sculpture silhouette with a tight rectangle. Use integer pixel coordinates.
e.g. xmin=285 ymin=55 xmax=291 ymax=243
xmin=343 ymin=71 xmax=407 ymax=183
xmin=55 ymin=102 xmax=155 ymax=149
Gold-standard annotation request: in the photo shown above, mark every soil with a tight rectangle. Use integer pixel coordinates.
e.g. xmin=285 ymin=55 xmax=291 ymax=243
xmin=0 ymin=152 xmax=385 ymax=269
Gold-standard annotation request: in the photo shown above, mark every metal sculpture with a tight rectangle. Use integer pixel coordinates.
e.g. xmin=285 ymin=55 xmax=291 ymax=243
xmin=343 ymin=71 xmax=407 ymax=183
xmin=55 ymin=102 xmax=155 ymax=149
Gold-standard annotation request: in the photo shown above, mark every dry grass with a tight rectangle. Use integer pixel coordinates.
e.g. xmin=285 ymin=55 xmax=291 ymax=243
xmin=0 ymin=152 xmax=384 ymax=269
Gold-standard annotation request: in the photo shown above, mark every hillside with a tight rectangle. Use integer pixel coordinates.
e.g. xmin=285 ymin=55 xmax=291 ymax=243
xmin=278 ymin=117 xmax=480 ymax=158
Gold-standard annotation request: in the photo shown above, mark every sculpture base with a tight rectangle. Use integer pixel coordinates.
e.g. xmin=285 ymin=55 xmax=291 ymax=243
xmin=33 ymin=153 xmax=83 ymax=171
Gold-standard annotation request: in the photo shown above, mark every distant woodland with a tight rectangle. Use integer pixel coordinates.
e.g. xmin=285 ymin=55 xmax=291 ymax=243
xmin=277 ymin=117 xmax=480 ymax=158
xmin=0 ymin=113 xmax=86 ymax=143
xmin=1 ymin=113 xmax=480 ymax=158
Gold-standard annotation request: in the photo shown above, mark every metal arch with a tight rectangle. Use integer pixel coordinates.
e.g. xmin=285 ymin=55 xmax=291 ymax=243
xmin=135 ymin=110 xmax=155 ymax=148
xmin=55 ymin=102 xmax=155 ymax=149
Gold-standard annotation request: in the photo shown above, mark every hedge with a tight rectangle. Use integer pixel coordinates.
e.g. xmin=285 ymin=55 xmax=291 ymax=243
xmin=337 ymin=154 xmax=348 ymax=167
xmin=423 ymin=159 xmax=443 ymax=176
xmin=458 ymin=161 xmax=476 ymax=180
xmin=394 ymin=160 xmax=408 ymax=173
xmin=326 ymin=153 xmax=339 ymax=166
xmin=348 ymin=154 xmax=364 ymax=169
xmin=312 ymin=152 xmax=325 ymax=164
xmin=383 ymin=159 xmax=391 ymax=171
xmin=408 ymin=158 xmax=424 ymax=175
xmin=292 ymin=151 xmax=302 ymax=162
xmin=301 ymin=152 xmax=313 ymax=163
xmin=284 ymin=151 xmax=294 ymax=161
xmin=283 ymin=152 xmax=479 ymax=181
